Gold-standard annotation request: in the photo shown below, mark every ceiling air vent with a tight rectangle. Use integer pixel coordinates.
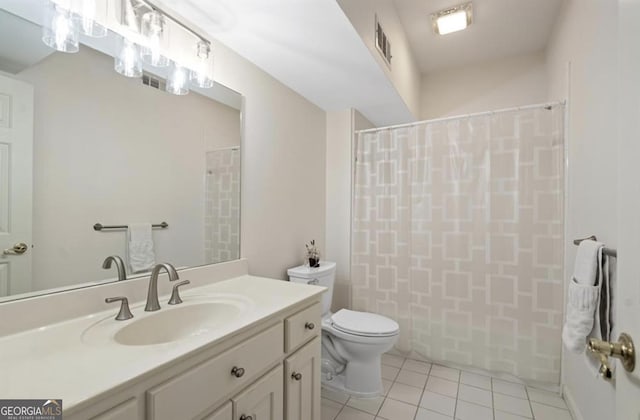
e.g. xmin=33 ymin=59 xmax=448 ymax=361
xmin=141 ymin=72 xmax=166 ymax=91
xmin=375 ymin=15 xmax=392 ymax=67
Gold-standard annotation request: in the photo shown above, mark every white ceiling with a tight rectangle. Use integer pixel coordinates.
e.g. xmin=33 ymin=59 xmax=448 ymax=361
xmin=158 ymin=0 xmax=415 ymax=126
xmin=393 ymin=0 xmax=564 ymax=74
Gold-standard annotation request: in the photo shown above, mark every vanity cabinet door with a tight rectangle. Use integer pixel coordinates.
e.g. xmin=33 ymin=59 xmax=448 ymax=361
xmin=232 ymin=366 xmax=283 ymax=420
xmin=202 ymin=402 xmax=232 ymax=420
xmin=284 ymin=337 xmax=321 ymax=420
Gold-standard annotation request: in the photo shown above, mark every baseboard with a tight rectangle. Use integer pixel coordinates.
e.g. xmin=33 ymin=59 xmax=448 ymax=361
xmin=562 ymin=384 xmax=585 ymax=420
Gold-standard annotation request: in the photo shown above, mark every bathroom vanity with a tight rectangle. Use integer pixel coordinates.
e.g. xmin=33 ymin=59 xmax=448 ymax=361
xmin=0 ymin=261 xmax=324 ymax=420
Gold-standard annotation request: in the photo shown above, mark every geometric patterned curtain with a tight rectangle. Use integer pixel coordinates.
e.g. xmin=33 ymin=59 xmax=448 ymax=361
xmin=352 ymin=104 xmax=565 ymax=384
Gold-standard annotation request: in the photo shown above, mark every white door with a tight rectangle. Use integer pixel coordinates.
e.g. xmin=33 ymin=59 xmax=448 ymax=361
xmin=0 ymin=74 xmax=33 ymax=297
xmin=616 ymin=0 xmax=640 ymax=417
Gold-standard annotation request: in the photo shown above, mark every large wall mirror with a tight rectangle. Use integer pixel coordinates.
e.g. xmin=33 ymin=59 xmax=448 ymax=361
xmin=0 ymin=3 xmax=242 ymax=302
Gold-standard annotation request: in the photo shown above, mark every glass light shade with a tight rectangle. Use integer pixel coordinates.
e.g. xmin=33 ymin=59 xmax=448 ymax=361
xmin=140 ymin=11 xmax=169 ymax=67
xmin=190 ymin=69 xmax=214 ymax=89
xmin=77 ymin=0 xmax=107 ymax=37
xmin=166 ymin=63 xmax=189 ymax=95
xmin=114 ymin=37 xmax=142 ymax=78
xmin=42 ymin=1 xmax=79 ymax=53
xmin=190 ymin=41 xmax=214 ymax=88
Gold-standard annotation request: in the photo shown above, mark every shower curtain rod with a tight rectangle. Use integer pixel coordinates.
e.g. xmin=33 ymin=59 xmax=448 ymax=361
xmin=355 ymin=100 xmax=567 ymax=134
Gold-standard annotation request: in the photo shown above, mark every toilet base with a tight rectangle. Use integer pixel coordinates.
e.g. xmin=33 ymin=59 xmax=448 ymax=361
xmin=321 ymin=358 xmax=383 ymax=398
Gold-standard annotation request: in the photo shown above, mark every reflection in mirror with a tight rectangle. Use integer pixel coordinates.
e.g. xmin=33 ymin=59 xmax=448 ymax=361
xmin=0 ymin=7 xmax=242 ymax=302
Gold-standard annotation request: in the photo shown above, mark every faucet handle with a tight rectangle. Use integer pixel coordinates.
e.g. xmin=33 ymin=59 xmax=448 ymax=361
xmin=168 ymin=280 xmax=191 ymax=305
xmin=105 ymin=296 xmax=134 ymax=321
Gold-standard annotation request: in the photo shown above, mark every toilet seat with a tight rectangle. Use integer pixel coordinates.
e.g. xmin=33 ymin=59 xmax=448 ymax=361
xmin=330 ymin=309 xmax=399 ymax=338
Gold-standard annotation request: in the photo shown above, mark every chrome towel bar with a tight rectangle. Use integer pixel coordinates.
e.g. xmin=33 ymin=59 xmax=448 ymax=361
xmin=93 ymin=222 xmax=169 ymax=231
xmin=573 ymin=235 xmax=617 ymax=258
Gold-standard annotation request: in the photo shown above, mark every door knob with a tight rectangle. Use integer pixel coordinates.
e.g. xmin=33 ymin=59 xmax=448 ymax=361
xmin=3 ymin=243 xmax=28 ymax=255
xmin=588 ymin=332 xmax=635 ymax=374
xmin=291 ymin=372 xmax=302 ymax=381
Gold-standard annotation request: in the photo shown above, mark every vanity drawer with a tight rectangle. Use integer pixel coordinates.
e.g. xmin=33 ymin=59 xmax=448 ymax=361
xmin=91 ymin=398 xmax=138 ymax=420
xmin=147 ymin=323 xmax=283 ymax=420
xmin=285 ymin=303 xmax=321 ymax=352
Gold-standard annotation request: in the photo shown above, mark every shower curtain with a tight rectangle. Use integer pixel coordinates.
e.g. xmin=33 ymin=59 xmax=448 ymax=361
xmin=351 ymin=104 xmax=565 ymax=383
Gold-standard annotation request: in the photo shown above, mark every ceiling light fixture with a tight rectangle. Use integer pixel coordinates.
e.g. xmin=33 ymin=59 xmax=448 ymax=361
xmin=431 ymin=2 xmax=473 ymax=35
xmin=39 ymin=0 xmax=215 ymax=96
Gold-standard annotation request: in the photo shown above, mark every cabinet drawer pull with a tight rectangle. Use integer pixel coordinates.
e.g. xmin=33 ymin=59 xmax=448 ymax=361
xmin=231 ymin=366 xmax=245 ymax=378
xmin=291 ymin=372 xmax=303 ymax=381
xmin=305 ymin=322 xmax=315 ymax=330
xmin=240 ymin=415 xmax=253 ymax=420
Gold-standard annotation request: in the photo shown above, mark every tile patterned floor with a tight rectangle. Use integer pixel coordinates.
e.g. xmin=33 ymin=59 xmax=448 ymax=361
xmin=321 ymin=355 xmax=573 ymax=420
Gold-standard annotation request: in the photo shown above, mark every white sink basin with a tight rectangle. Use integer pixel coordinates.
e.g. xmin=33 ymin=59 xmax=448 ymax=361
xmin=82 ymin=295 xmax=251 ymax=346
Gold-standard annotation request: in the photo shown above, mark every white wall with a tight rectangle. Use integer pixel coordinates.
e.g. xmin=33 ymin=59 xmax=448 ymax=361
xmin=17 ymin=47 xmax=240 ymax=291
xmin=337 ymin=0 xmax=421 ymax=119
xmin=546 ymin=1 xmax=619 ymax=419
xmin=325 ymin=109 xmax=374 ymax=311
xmin=213 ymin=41 xmax=327 ymax=280
xmin=420 ymin=51 xmax=548 ymax=120
xmin=326 ymin=109 xmax=352 ymax=309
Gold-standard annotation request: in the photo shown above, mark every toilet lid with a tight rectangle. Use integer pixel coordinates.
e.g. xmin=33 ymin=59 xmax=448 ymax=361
xmin=330 ymin=309 xmax=399 ymax=337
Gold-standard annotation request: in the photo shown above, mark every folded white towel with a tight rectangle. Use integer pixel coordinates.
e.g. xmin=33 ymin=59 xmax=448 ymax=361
xmin=562 ymin=240 xmax=603 ymax=353
xmin=127 ymin=223 xmax=155 ymax=273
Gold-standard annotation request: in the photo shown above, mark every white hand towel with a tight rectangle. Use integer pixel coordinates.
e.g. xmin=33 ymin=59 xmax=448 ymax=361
xmin=127 ymin=223 xmax=156 ymax=273
xmin=562 ymin=240 xmax=603 ymax=353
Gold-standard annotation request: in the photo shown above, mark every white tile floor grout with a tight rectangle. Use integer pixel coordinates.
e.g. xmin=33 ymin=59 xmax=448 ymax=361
xmin=320 ymin=354 xmax=574 ymax=420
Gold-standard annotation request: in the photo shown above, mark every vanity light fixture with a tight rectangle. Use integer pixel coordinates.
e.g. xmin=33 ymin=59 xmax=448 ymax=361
xmin=40 ymin=0 xmax=216 ymax=95
xmin=42 ymin=1 xmax=79 ymax=53
xmin=431 ymin=2 xmax=473 ymax=35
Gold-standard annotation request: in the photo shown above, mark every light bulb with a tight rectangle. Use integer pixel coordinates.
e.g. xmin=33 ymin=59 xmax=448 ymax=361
xmin=114 ymin=37 xmax=142 ymax=78
xmin=42 ymin=1 xmax=79 ymax=53
xmin=166 ymin=63 xmax=189 ymax=95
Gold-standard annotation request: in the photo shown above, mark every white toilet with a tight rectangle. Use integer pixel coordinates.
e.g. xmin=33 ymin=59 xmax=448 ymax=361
xmin=288 ymin=261 xmax=399 ymax=398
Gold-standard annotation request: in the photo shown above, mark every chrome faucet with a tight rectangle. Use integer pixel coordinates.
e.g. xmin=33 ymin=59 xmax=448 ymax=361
xmin=145 ymin=263 xmax=179 ymax=311
xmin=102 ymin=255 xmax=127 ymax=281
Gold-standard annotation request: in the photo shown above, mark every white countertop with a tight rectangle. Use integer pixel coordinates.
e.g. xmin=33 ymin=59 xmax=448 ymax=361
xmin=0 ymin=275 xmax=325 ymax=411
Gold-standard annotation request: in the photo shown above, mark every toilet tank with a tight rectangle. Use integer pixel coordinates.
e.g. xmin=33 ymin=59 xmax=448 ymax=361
xmin=288 ymin=261 xmax=336 ymax=316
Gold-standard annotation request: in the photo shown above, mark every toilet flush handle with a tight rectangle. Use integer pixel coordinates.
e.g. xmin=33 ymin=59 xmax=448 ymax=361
xmin=307 ymin=278 xmax=319 ymax=285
